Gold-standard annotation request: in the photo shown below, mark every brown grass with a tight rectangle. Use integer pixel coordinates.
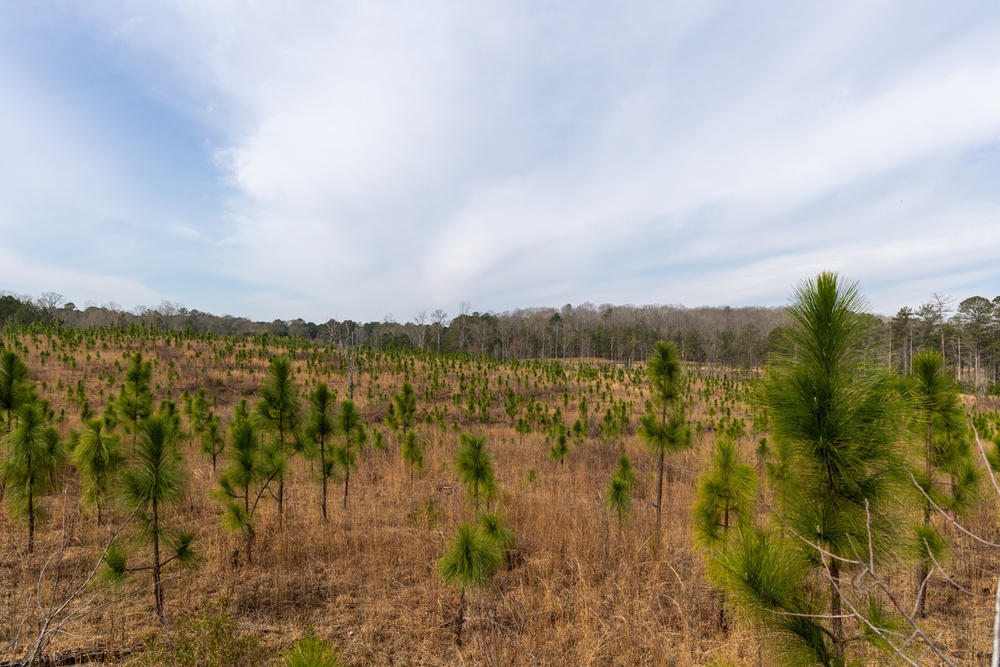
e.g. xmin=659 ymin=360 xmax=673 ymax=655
xmin=0 ymin=332 xmax=997 ymax=665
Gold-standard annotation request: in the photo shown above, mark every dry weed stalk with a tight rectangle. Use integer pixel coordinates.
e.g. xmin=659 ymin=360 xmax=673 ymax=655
xmin=4 ymin=329 xmax=997 ymax=665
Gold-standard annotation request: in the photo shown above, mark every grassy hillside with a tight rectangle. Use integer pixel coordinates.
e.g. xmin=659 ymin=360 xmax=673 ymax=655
xmin=0 ymin=326 xmax=996 ymax=666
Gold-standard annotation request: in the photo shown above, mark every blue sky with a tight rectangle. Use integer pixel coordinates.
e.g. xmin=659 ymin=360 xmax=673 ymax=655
xmin=1 ymin=1 xmax=999 ymax=322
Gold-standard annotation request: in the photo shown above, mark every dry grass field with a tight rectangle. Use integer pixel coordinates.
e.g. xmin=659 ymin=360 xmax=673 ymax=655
xmin=1 ymin=329 xmax=998 ymax=666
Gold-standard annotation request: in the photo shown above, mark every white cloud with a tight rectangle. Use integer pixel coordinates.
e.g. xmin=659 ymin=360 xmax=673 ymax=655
xmin=0 ymin=245 xmax=161 ymax=308
xmin=708 ymin=66 xmax=1000 ymax=208
xmin=3 ymin=1 xmax=1000 ymax=320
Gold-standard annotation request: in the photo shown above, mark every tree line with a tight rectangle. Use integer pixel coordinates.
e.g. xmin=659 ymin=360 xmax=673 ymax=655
xmin=5 ymin=289 xmax=1000 ymax=389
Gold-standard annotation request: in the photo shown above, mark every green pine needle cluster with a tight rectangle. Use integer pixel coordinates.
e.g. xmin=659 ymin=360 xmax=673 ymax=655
xmin=454 ymin=433 xmax=497 ymax=510
xmin=438 ymin=521 xmax=505 ymax=592
xmin=605 ymin=455 xmax=636 ymax=523
xmin=693 ymin=437 xmax=755 ymax=548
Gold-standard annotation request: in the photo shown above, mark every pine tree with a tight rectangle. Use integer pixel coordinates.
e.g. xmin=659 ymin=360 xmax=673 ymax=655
xmin=605 ymin=477 xmax=631 ymax=526
xmin=200 ymin=417 xmax=226 ymax=474
xmin=1 ymin=402 xmax=63 ymax=553
xmin=454 ymin=433 xmax=497 ymax=512
xmin=70 ymin=416 xmax=124 ymax=526
xmin=693 ymin=436 xmax=756 ymax=548
xmin=109 ymin=415 xmax=197 ymax=623
xmin=393 ymin=381 xmax=417 ymax=438
xmin=638 ymin=341 xmax=691 ymax=538
xmin=720 ymin=272 xmax=906 ymax=665
xmin=334 ymin=399 xmax=362 ymax=508
xmin=117 ymin=352 xmax=152 ymax=452
xmin=437 ymin=522 xmax=503 ymax=645
xmin=188 ymin=388 xmax=212 ymax=448
xmin=548 ymin=423 xmax=570 ymax=467
xmin=0 ymin=350 xmax=32 ymax=433
xmin=613 ymin=454 xmax=637 ymax=490
xmin=283 ymin=631 xmax=344 ymax=667
xmin=693 ymin=435 xmax=756 ymax=632
xmin=477 ymin=511 xmax=515 ymax=553
xmin=255 ymin=356 xmax=300 ymax=519
xmin=906 ymin=349 xmax=976 ymax=617
xmin=401 ymin=430 xmax=425 ymax=482
xmin=306 ymin=383 xmax=336 ymax=520
xmin=216 ymin=418 xmax=278 ymax=565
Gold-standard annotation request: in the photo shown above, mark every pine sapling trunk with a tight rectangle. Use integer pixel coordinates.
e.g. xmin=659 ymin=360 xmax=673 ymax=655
xmin=924 ymin=419 xmax=932 ymax=525
xmin=152 ymin=498 xmax=165 ymax=625
xmin=656 ymin=448 xmax=665 ymax=538
xmin=456 ymin=586 xmax=466 ymax=646
xmin=246 ymin=524 xmax=255 ymax=566
xmin=277 ymin=420 xmax=285 ymax=522
xmin=916 ymin=564 xmax=930 ymax=619
xmin=244 ymin=492 xmax=254 ymax=565
xmin=719 ymin=506 xmax=730 ymax=633
xmin=320 ymin=439 xmax=328 ymax=521
xmin=23 ymin=437 xmax=35 ymax=553
xmin=655 ymin=397 xmax=670 ymax=540
xmin=277 ymin=479 xmax=284 ymax=520
xmin=830 ymin=558 xmax=843 ymax=663
xmin=131 ymin=403 xmax=139 ymax=453
xmin=916 ymin=417 xmax=932 ymax=618
xmin=27 ymin=480 xmax=35 ymax=554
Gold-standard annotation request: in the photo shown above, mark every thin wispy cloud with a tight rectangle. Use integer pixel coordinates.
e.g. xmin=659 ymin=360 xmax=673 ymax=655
xmin=1 ymin=1 xmax=997 ymax=321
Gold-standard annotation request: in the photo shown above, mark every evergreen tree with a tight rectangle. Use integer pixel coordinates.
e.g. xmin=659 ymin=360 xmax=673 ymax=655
xmin=392 ymin=381 xmax=417 ymax=438
xmin=200 ymin=417 xmax=226 ymax=474
xmin=0 ymin=350 xmax=32 ymax=433
xmin=216 ymin=418 xmax=278 ymax=564
xmin=401 ymin=430 xmax=425 ymax=482
xmin=283 ymin=631 xmax=344 ymax=667
xmin=693 ymin=436 xmax=756 ymax=548
xmin=109 ymin=415 xmax=197 ymax=624
xmin=906 ymin=349 xmax=976 ymax=617
xmin=437 ymin=522 xmax=503 ymax=645
xmin=1 ymin=403 xmax=63 ymax=553
xmin=605 ymin=477 xmax=631 ymax=526
xmin=606 ymin=455 xmax=637 ymax=531
xmin=638 ymin=341 xmax=691 ymax=538
xmin=334 ymin=399 xmax=362 ymax=508
xmin=514 ymin=418 xmax=532 ymax=445
xmin=188 ymin=388 xmax=212 ymax=447
xmin=693 ymin=435 xmax=756 ymax=632
xmin=233 ymin=398 xmax=250 ymax=424
xmin=548 ymin=423 xmax=570 ymax=467
xmin=613 ymin=454 xmax=637 ymax=491
xmin=454 ymin=433 xmax=497 ymax=512
xmin=721 ymin=272 xmax=905 ymax=665
xmin=70 ymin=416 xmax=124 ymax=525
xmin=255 ymin=356 xmax=300 ymax=519
xmin=157 ymin=399 xmax=184 ymax=437
xmin=477 ymin=511 xmax=515 ymax=553
xmin=306 ymin=383 xmax=336 ymax=520
xmin=117 ymin=352 xmax=152 ymax=451
xmin=712 ymin=526 xmax=831 ymax=665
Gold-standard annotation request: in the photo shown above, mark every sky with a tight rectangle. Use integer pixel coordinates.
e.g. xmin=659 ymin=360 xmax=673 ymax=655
xmin=1 ymin=1 xmax=999 ymax=323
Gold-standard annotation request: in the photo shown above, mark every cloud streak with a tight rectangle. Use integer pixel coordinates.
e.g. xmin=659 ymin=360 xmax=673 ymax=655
xmin=1 ymin=1 xmax=998 ymax=321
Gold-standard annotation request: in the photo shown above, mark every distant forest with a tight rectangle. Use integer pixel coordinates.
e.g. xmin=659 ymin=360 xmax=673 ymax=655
xmin=3 ymin=290 xmax=999 ymax=392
